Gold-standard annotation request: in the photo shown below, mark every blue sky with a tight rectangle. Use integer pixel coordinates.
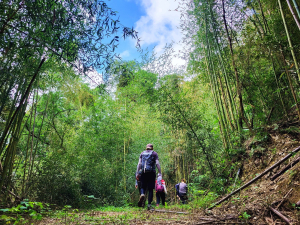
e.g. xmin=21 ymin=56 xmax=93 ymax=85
xmin=106 ymin=0 xmax=185 ymax=64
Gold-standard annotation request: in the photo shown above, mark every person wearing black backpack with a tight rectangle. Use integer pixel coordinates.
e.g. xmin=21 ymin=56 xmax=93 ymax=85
xmin=136 ymin=144 xmax=162 ymax=210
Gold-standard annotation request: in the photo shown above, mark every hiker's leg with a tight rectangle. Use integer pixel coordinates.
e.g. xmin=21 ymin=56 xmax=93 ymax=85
xmin=156 ymin=192 xmax=160 ymax=206
xmin=138 ymin=174 xmax=147 ymax=207
xmin=138 ymin=181 xmax=142 ymax=195
xmin=181 ymin=194 xmax=187 ymax=204
xmin=140 ymin=173 xmax=147 ymax=195
xmin=161 ymin=192 xmax=165 ymax=206
xmin=147 ymin=172 xmax=156 ymax=205
xmin=148 ymin=188 xmax=154 ymax=204
xmin=179 ymin=194 xmax=184 ymax=204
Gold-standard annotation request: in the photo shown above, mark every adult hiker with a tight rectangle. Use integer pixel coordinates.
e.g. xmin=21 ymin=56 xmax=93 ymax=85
xmin=175 ymin=178 xmax=188 ymax=204
xmin=136 ymin=143 xmax=162 ymax=210
xmin=155 ymin=175 xmax=167 ymax=207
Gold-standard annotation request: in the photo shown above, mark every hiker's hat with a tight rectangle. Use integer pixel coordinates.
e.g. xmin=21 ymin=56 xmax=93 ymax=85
xmin=146 ymin=144 xmax=153 ymax=150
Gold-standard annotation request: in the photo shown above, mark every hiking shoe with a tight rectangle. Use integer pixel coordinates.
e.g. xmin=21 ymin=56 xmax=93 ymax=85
xmin=138 ymin=194 xmax=145 ymax=207
xmin=147 ymin=204 xmax=153 ymax=210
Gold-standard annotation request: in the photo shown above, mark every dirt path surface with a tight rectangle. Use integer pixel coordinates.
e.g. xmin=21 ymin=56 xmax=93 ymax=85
xmin=36 ymin=210 xmax=243 ymax=225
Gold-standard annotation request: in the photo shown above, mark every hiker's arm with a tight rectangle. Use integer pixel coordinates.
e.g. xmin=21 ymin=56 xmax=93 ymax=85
xmin=136 ymin=158 xmax=142 ymax=173
xmin=135 ymin=172 xmax=138 ymax=187
xmin=175 ymin=184 xmax=179 ymax=196
xmin=156 ymin=159 xmax=161 ymax=174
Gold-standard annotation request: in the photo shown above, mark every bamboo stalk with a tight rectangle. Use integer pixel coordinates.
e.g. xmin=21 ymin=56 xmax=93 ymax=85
xmin=221 ymin=0 xmax=252 ymax=132
xmin=279 ymin=45 xmax=300 ymax=121
xmin=204 ymin=33 xmax=229 ymax=149
xmin=278 ymin=0 xmax=300 ymax=82
xmin=286 ymin=0 xmax=300 ymax=31
xmin=269 ymin=207 xmax=291 ymax=224
xmin=269 ymin=49 xmax=288 ymax=117
xmin=0 ymin=58 xmax=46 ymax=161
xmin=208 ymin=0 xmax=239 ymax=132
xmin=292 ymin=0 xmax=300 ymax=19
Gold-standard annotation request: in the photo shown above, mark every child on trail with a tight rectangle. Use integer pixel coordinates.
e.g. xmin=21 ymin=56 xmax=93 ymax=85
xmin=175 ymin=178 xmax=188 ymax=204
xmin=155 ymin=175 xmax=167 ymax=207
xmin=136 ymin=144 xmax=162 ymax=210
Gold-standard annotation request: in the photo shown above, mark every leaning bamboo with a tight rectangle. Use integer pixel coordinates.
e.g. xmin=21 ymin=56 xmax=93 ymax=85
xmin=208 ymin=145 xmax=300 ymax=209
xmin=286 ymin=0 xmax=300 ymax=31
xmin=292 ymin=0 xmax=300 ymax=19
xmin=271 ymin=156 xmax=300 ymax=181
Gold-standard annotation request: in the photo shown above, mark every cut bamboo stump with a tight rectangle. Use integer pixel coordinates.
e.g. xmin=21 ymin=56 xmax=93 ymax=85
xmin=207 ymin=145 xmax=300 ymax=210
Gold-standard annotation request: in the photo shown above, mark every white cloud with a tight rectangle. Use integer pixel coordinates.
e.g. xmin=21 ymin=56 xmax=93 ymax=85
xmin=135 ymin=0 xmax=186 ymax=66
xmin=119 ymin=50 xmax=130 ymax=58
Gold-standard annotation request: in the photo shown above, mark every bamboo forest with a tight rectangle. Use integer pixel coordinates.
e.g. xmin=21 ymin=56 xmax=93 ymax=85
xmin=1 ymin=0 xmax=300 ymax=224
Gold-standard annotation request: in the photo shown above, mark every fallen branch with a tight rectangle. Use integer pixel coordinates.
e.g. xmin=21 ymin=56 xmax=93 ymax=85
xmin=269 ymin=207 xmax=291 ymax=224
xmin=195 ymin=215 xmax=239 ymax=224
xmin=271 ymin=156 xmax=300 ymax=181
xmin=196 ymin=222 xmax=244 ymax=224
xmin=1 ymin=185 xmax=20 ymax=200
xmin=151 ymin=209 xmax=190 ymax=214
xmin=208 ymin=145 xmax=300 ymax=210
xmin=276 ymin=188 xmax=293 ymax=209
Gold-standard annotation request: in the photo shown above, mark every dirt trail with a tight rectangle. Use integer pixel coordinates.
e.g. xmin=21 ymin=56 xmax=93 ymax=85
xmin=37 ymin=210 xmax=242 ymax=224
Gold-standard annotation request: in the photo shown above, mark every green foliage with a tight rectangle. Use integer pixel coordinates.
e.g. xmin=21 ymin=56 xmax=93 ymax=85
xmin=240 ymin=211 xmax=251 ymax=220
xmin=2 ymin=0 xmax=300 ymax=213
xmin=0 ymin=199 xmax=51 ymax=224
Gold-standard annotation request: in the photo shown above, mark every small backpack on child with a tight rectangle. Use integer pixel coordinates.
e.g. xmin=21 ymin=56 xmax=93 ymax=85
xmin=156 ymin=184 xmax=164 ymax=192
xmin=156 ymin=176 xmax=165 ymax=192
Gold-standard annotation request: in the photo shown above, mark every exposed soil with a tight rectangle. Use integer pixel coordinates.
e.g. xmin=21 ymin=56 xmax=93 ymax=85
xmin=207 ymin=116 xmax=300 ymax=224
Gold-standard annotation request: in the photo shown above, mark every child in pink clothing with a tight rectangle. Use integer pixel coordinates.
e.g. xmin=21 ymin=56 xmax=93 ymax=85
xmin=155 ymin=175 xmax=167 ymax=206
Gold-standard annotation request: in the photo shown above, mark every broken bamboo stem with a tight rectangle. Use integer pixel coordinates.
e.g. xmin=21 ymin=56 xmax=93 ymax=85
xmin=271 ymin=156 xmax=300 ymax=181
xmin=269 ymin=207 xmax=291 ymax=224
xmin=207 ymin=145 xmax=300 ymax=210
xmin=276 ymin=188 xmax=293 ymax=209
